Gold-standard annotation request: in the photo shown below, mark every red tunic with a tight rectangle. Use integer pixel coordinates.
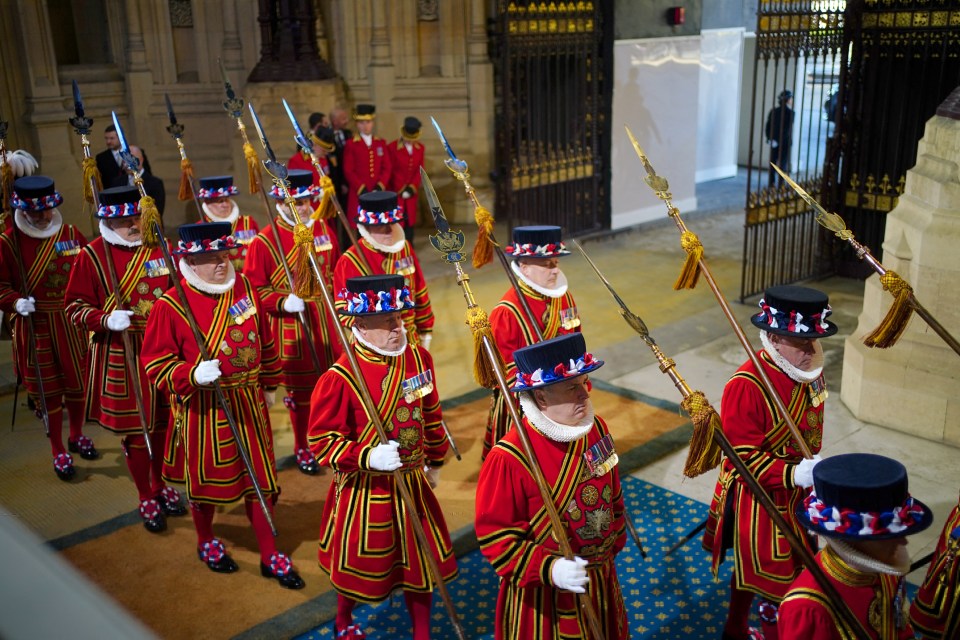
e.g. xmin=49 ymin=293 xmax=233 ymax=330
xmin=287 ymin=150 xmax=329 ymax=188
xmin=476 ymin=416 xmax=628 ymax=640
xmin=228 ymin=215 xmax=260 ymax=272
xmin=64 ymin=239 xmax=173 ymax=434
xmin=910 ymin=497 xmax=960 ymax=639
xmin=333 ymin=239 xmax=433 ymax=345
xmin=779 ymin=545 xmax=914 ymax=639
xmin=702 ymin=350 xmax=824 ymax=600
xmin=141 ymin=274 xmax=282 ymax=503
xmin=342 ymin=135 xmax=391 ymax=226
xmin=244 ymin=218 xmax=342 ymax=390
xmin=306 ymin=341 xmax=456 ymax=602
xmin=0 ymin=223 xmax=88 ymax=398
xmin=484 ymin=281 xmax=581 ymax=459
xmin=387 ymin=139 xmax=424 ymax=227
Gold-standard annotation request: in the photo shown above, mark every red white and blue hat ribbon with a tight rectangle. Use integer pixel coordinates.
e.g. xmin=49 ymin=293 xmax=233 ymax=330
xmin=97 ymin=201 xmax=140 ymax=218
xmin=197 ymin=185 xmax=239 ymax=199
xmin=802 ymin=489 xmax=927 ymax=538
xmin=504 ymin=241 xmax=570 ymax=258
xmin=512 ymin=352 xmax=600 ymax=391
xmin=270 ymin=183 xmax=317 ymax=200
xmin=175 ymin=234 xmax=239 ymax=255
xmin=756 ymin=300 xmax=833 ymax=335
xmin=11 ymin=192 xmax=64 ymax=212
xmin=357 ymin=204 xmax=403 ymax=225
xmin=338 ymin=286 xmax=413 ymax=314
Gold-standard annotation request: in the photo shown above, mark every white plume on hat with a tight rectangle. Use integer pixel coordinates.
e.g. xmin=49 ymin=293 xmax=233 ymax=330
xmin=1 ymin=150 xmax=39 ymax=177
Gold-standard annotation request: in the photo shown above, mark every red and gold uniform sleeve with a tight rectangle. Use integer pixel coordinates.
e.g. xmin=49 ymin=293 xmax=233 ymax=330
xmin=141 ymin=293 xmax=200 ymax=397
xmin=489 ymin=300 xmax=528 ymax=380
xmin=332 ymin=248 xmax=364 ymax=327
xmin=306 ymin=364 xmax=374 ymax=473
xmin=0 ymin=233 xmax=23 ymax=311
xmin=244 ymin=230 xmax=286 ymax=315
xmin=252 ymin=284 xmax=282 ymax=389
xmin=408 ymin=249 xmax=433 ymax=335
xmin=417 ymin=346 xmax=447 ymax=466
xmin=720 ymin=374 xmax=796 ymax=492
xmin=64 ymin=245 xmax=110 ymax=332
xmin=778 ymin=595 xmax=844 ymax=640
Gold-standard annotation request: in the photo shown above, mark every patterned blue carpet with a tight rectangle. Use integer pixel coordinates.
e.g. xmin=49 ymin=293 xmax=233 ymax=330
xmin=294 ymin=476 xmax=740 ymax=639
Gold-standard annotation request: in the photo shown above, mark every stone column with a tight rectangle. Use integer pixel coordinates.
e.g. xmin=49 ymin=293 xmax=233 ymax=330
xmin=367 ymin=0 xmax=397 ymax=136
xmin=841 ymin=89 xmax=960 ymax=446
xmin=123 ymin=0 xmax=155 ymax=154
xmin=248 ymin=0 xmax=335 ymax=82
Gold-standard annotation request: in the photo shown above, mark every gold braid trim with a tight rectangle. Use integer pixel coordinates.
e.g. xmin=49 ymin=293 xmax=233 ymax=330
xmin=674 ymin=230 xmax=704 ymax=290
xmin=81 ymin=157 xmax=103 ymax=205
xmin=681 ymin=390 xmax=723 ymax=478
xmin=242 ymin=142 xmax=262 ymax=195
xmin=138 ymin=195 xmax=164 ymax=248
xmin=466 ymin=306 xmax=502 ymax=389
xmin=472 ymin=205 xmax=495 ymax=269
xmin=863 ymin=270 xmax=914 ymax=349
xmin=293 ymin=220 xmax=322 ymax=298
xmin=312 ymin=174 xmax=336 ymax=220
xmin=178 ymin=157 xmax=195 ymax=202
xmin=0 ymin=161 xmax=12 ymax=214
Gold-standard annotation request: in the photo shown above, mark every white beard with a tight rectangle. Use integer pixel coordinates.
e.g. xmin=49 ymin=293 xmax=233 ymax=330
xmin=352 ymin=324 xmax=408 ymax=357
xmin=202 ymin=200 xmax=240 ymax=225
xmin=14 ymin=208 xmax=63 ymax=239
xmin=275 ymin=203 xmax=315 ymax=228
xmin=518 ymin=392 xmax=594 ymax=443
xmin=358 ymin=223 xmax=406 ymax=254
xmin=759 ymin=330 xmax=824 ymax=383
xmin=99 ymin=219 xmax=142 ymax=247
xmin=511 ymin=260 xmax=568 ymax=298
xmin=179 ymin=257 xmax=236 ymax=294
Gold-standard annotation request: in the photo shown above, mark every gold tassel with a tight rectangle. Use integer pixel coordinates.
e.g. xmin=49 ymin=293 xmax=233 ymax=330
xmin=178 ymin=157 xmax=195 ymax=202
xmin=863 ymin=270 xmax=915 ymax=349
xmin=673 ymin=230 xmax=704 ymax=290
xmin=311 ymin=175 xmax=336 ymax=220
xmin=680 ymin=390 xmax=723 ymax=478
xmin=466 ymin=306 xmax=503 ymax=389
xmin=1 ymin=160 xmax=12 ymax=213
xmin=472 ymin=205 xmax=495 ymax=269
xmin=81 ymin=157 xmax=103 ymax=205
xmin=243 ymin=142 xmax=262 ymax=195
xmin=293 ymin=221 xmax=323 ymax=298
xmin=138 ymin=195 xmax=164 ymax=248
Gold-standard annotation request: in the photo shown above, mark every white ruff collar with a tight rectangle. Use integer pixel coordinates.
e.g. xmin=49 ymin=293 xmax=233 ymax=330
xmin=760 ymin=330 xmax=824 ymax=383
xmin=361 ymin=133 xmax=373 ymax=146
xmin=518 ymin=392 xmax=594 ymax=443
xmin=275 ymin=203 xmax=315 ymax=228
xmin=826 ymin=539 xmax=910 ymax=576
xmin=202 ymin=200 xmax=240 ymax=225
xmin=178 ymin=258 xmax=236 ymax=294
xmin=358 ymin=223 xmax=406 ymax=254
xmin=511 ymin=260 xmax=568 ymax=298
xmin=352 ymin=325 xmax=408 ymax=357
xmin=15 ymin=209 xmax=62 ymax=239
xmin=99 ymin=220 xmax=142 ymax=247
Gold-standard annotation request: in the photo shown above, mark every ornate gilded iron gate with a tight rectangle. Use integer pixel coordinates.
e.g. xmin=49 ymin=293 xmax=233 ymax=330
xmin=822 ymin=0 xmax=960 ymax=278
xmin=491 ymin=1 xmax=613 ymax=235
xmin=740 ymin=1 xmax=846 ymax=300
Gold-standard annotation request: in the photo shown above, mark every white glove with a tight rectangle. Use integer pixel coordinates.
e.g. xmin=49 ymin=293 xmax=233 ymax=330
xmin=369 ymin=441 xmax=402 ymax=471
xmin=14 ymin=297 xmax=35 ymax=316
xmin=194 ymin=359 xmax=222 ymax=385
xmin=550 ymin=556 xmax=589 ymax=593
xmin=425 ymin=466 xmax=441 ymax=489
xmin=283 ymin=293 xmax=305 ymax=313
xmin=264 ymin=389 xmax=276 ymax=408
xmin=106 ymin=309 xmax=134 ymax=331
xmin=793 ymin=455 xmax=823 ymax=489
xmin=770 ymin=139 xmax=779 ymax=148
xmin=420 ymin=333 xmax=432 ymax=352
xmin=401 ymin=189 xmax=413 ymax=199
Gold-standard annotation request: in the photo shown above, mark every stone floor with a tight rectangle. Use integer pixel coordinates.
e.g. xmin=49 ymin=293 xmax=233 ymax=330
xmin=0 ymin=168 xmax=957 ymax=638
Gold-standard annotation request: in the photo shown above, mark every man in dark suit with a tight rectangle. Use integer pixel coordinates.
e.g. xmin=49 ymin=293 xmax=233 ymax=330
xmin=329 ymin=107 xmax=352 ymax=248
xmin=112 ymin=146 xmax=166 ymax=217
xmin=95 ymin=125 xmax=126 ymax=187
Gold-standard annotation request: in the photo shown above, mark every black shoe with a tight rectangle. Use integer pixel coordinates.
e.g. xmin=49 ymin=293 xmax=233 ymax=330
xmin=198 ymin=539 xmax=239 ymax=573
xmin=53 ymin=453 xmax=75 ymax=482
xmin=139 ymin=499 xmax=167 ymax=533
xmin=260 ymin=553 xmax=305 ymax=590
xmin=296 ymin=448 xmax=321 ymax=475
xmin=67 ymin=435 xmax=100 ymax=460
xmin=156 ymin=487 xmax=188 ymax=517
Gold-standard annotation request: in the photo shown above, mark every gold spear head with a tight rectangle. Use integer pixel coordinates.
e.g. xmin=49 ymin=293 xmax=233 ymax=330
xmin=625 ymin=125 xmax=670 ymax=193
xmin=770 ymin=163 xmax=852 ymax=239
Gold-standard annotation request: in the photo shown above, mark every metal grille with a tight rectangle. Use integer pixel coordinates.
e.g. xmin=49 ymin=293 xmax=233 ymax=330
xmin=491 ymin=1 xmax=612 ymax=235
xmin=740 ymin=1 xmax=846 ymax=300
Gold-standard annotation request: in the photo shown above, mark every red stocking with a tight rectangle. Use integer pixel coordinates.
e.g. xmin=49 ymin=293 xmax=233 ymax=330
xmin=336 ymin=594 xmax=356 ymax=631
xmin=288 ymin=389 xmax=311 ymax=453
xmin=190 ymin=501 xmax=215 ymax=544
xmin=122 ymin=435 xmax=154 ymax=501
xmin=404 ymin=590 xmax=433 ymax=640
xmin=148 ymin=428 xmax=167 ymax=495
xmin=64 ymin=395 xmax=86 ymax=441
xmin=724 ymin=576 xmax=754 ymax=639
xmin=44 ymin=395 xmax=65 ymax=456
xmin=244 ymin=497 xmax=277 ymax=564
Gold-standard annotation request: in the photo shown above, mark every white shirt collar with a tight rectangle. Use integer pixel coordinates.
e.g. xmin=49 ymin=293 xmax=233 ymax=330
xmin=361 ymin=133 xmax=373 ymax=146
xmin=14 ymin=209 xmax=62 ymax=239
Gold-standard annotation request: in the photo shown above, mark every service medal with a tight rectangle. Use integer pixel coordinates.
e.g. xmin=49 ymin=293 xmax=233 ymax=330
xmin=314 ymin=235 xmax=333 ymax=252
xmin=583 ymin=433 xmax=619 ymax=478
xmin=561 ymin=306 xmax=581 ymax=330
xmin=401 ymin=370 xmax=433 ymax=404
xmin=395 ymin=255 xmax=416 ymax=276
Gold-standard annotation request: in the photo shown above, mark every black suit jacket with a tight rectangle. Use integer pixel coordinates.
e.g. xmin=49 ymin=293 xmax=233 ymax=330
xmin=111 ymin=173 xmax=166 ymax=216
xmin=96 ymin=149 xmax=125 ymax=187
xmin=331 ymin=128 xmax=351 ymax=196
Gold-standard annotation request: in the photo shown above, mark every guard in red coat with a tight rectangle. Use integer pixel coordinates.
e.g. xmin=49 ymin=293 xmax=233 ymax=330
xmin=703 ymin=285 xmax=837 ymax=640
xmin=245 ymin=169 xmax=342 ymax=475
xmin=308 ymin=274 xmax=456 ymax=640
xmin=343 ymin=104 xmax=392 ymax=236
xmin=476 ymin=333 xmax=628 ymax=639
xmin=287 ymin=126 xmax=336 ymax=189
xmin=0 ymin=176 xmax=95 ymax=480
xmin=141 ymin=221 xmax=303 ymax=589
xmin=196 ymin=175 xmax=259 ymax=272
xmin=779 ymin=453 xmax=932 ymax=639
xmin=910 ymin=492 xmax=960 ymax=639
xmin=484 ymin=226 xmax=580 ymax=461
xmin=333 ymin=191 xmax=433 ymax=349
xmin=64 ymin=186 xmax=187 ymax=533
xmin=388 ymin=117 xmax=425 ymax=242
